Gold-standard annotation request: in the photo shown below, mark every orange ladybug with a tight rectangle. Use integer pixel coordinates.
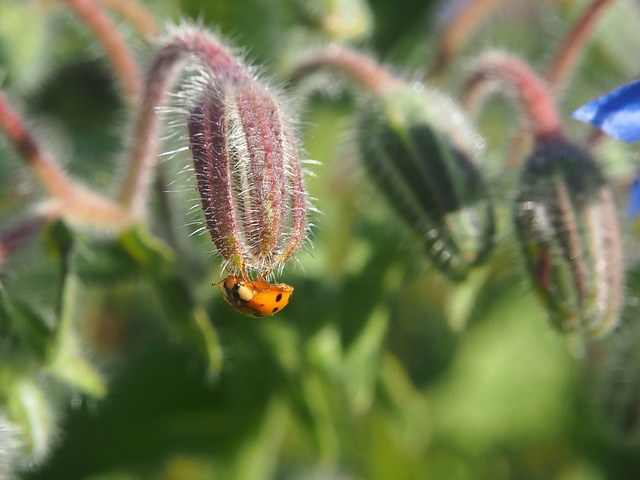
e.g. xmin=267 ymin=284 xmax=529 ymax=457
xmin=220 ymin=274 xmax=294 ymax=317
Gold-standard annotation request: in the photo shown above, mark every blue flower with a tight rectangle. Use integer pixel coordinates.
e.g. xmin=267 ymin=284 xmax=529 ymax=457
xmin=572 ymin=80 xmax=640 ymax=219
xmin=571 ymin=79 xmax=640 ymax=143
xmin=628 ymin=175 xmax=640 ymax=219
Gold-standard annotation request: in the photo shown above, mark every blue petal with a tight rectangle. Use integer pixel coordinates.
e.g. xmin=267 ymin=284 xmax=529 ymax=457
xmin=628 ymin=175 xmax=640 ymax=220
xmin=571 ymin=79 xmax=640 ymax=143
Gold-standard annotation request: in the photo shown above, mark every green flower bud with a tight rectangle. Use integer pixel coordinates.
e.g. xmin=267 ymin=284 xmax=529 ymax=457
xmin=513 ymin=139 xmax=624 ymax=339
xmin=357 ymin=85 xmax=495 ymax=280
xmin=586 ymin=312 xmax=640 ymax=445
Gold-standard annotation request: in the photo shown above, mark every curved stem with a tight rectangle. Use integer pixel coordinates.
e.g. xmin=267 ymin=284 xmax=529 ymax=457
xmin=290 ymin=47 xmax=398 ymax=95
xmin=0 ymin=92 xmax=130 ymax=229
xmin=430 ymin=0 xmax=510 ymax=82
xmin=0 ymin=92 xmax=75 ymax=198
xmin=463 ymin=52 xmax=563 ymax=144
xmin=99 ymin=0 xmax=159 ymax=38
xmin=119 ymin=27 xmax=243 ymax=217
xmin=546 ymin=0 xmax=615 ymax=95
xmin=59 ymin=0 xmax=142 ymax=104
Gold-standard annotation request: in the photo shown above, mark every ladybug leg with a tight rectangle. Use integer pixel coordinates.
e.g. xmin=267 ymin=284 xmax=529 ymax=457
xmin=240 ymin=263 xmax=250 ymax=281
xmin=258 ymin=268 xmax=273 ymax=282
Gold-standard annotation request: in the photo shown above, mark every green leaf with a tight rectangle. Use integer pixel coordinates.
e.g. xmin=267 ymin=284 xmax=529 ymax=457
xmin=118 ymin=227 xmax=224 ymax=375
xmin=0 ymin=284 xmax=53 ymax=363
xmin=49 ymin=346 xmax=106 ymax=398
xmin=119 ymin=227 xmax=175 ymax=279
xmin=74 ymin=227 xmax=172 ymax=283
xmin=152 ymin=276 xmax=224 ymax=375
xmin=342 ymin=304 xmax=390 ymax=415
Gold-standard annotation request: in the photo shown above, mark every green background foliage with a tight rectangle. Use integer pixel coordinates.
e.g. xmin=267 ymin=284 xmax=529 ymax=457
xmin=1 ymin=0 xmax=640 ymax=479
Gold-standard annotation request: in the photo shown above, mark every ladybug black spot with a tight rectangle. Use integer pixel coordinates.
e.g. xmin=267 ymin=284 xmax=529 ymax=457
xmin=275 ymin=293 xmax=282 ymax=302
xmin=272 ymin=307 xmax=279 ymax=313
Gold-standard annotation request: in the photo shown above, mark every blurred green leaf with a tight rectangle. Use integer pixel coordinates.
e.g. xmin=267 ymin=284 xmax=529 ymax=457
xmin=121 ymin=227 xmax=223 ymax=374
xmin=0 ymin=284 xmax=53 ymax=363
xmin=49 ymin=347 xmax=106 ymax=398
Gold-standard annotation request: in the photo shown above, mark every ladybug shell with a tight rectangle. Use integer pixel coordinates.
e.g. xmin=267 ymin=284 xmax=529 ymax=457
xmin=221 ymin=275 xmax=294 ymax=317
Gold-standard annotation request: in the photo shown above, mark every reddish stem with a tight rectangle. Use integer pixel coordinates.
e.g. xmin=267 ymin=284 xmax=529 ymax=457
xmin=0 ymin=92 xmax=130 ymax=228
xmin=430 ymin=0 xmax=510 ymax=82
xmin=99 ymin=0 xmax=159 ymax=38
xmin=0 ymin=92 xmax=75 ymax=198
xmin=0 ymin=209 xmax=55 ymax=263
xmin=119 ymin=27 xmax=243 ymax=217
xmin=290 ymin=47 xmax=398 ymax=95
xmin=464 ymin=52 xmax=563 ymax=144
xmin=546 ymin=0 xmax=616 ymax=94
xmin=59 ymin=0 xmax=142 ymax=103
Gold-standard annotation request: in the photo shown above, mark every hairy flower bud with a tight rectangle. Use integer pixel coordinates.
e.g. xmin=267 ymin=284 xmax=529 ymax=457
xmin=588 ymin=317 xmax=640 ymax=445
xmin=513 ymin=139 xmax=624 ymax=339
xmin=187 ymin=68 xmax=308 ymax=276
xmin=357 ymin=86 xmax=495 ymax=280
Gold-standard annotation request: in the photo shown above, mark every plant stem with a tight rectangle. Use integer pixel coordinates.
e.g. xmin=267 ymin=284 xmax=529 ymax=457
xmin=430 ymin=0 xmax=510 ymax=82
xmin=463 ymin=52 xmax=563 ymax=144
xmin=59 ymin=0 xmax=142 ymax=104
xmin=0 ymin=92 xmax=130 ymax=229
xmin=546 ymin=0 xmax=615 ymax=95
xmin=290 ymin=48 xmax=398 ymax=95
xmin=0 ymin=211 xmax=53 ymax=263
xmin=0 ymin=92 xmax=75 ymax=199
xmin=119 ymin=27 xmax=243 ymax=217
xmin=99 ymin=0 xmax=159 ymax=38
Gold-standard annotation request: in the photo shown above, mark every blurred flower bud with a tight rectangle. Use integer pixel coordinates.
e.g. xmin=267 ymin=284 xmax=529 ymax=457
xmin=586 ymin=311 xmax=640 ymax=445
xmin=357 ymin=85 xmax=495 ymax=280
xmin=513 ymin=139 xmax=624 ymax=339
xmin=186 ymin=55 xmax=309 ymax=276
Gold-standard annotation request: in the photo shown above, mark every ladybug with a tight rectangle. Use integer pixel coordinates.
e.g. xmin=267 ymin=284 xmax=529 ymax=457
xmin=220 ymin=274 xmax=294 ymax=317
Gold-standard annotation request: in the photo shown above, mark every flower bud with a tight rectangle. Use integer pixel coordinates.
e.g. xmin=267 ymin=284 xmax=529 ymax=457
xmin=513 ymin=139 xmax=624 ymax=338
xmin=357 ymin=85 xmax=495 ymax=280
xmin=187 ymin=73 xmax=308 ymax=276
xmin=587 ymin=319 xmax=640 ymax=444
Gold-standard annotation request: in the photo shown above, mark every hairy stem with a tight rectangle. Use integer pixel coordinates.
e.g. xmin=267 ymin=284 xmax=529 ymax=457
xmin=503 ymin=0 xmax=615 ymax=163
xmin=119 ymin=27 xmax=243 ymax=217
xmin=99 ymin=0 xmax=159 ymax=38
xmin=463 ymin=52 xmax=563 ymax=144
xmin=0 ymin=92 xmax=130 ymax=228
xmin=546 ymin=0 xmax=615 ymax=95
xmin=430 ymin=0 xmax=510 ymax=82
xmin=59 ymin=0 xmax=142 ymax=103
xmin=0 ymin=92 xmax=75 ymax=198
xmin=290 ymin=47 xmax=398 ymax=95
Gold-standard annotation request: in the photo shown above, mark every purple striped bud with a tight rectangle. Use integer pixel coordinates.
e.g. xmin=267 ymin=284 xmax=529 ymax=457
xmin=513 ymin=139 xmax=624 ymax=339
xmin=187 ymin=71 xmax=308 ymax=276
